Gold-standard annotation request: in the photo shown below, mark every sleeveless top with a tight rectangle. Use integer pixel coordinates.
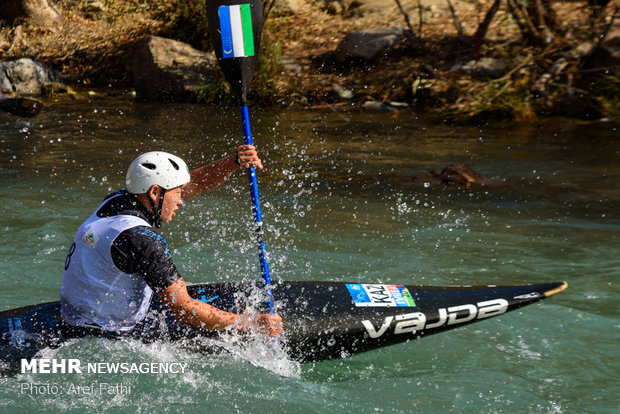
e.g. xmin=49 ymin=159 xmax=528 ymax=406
xmin=60 ymin=194 xmax=155 ymax=332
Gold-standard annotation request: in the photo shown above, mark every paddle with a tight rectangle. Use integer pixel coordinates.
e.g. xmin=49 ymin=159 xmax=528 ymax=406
xmin=206 ymin=0 xmax=274 ymax=313
xmin=0 ymin=93 xmax=43 ymax=117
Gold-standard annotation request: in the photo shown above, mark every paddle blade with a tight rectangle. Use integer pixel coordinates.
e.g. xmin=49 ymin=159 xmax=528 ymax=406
xmin=206 ymin=0 xmax=263 ymax=104
xmin=0 ymin=97 xmax=43 ymax=117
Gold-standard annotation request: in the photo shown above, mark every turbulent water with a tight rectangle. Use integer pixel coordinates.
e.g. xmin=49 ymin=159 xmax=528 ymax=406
xmin=1 ymin=97 xmax=618 ymax=413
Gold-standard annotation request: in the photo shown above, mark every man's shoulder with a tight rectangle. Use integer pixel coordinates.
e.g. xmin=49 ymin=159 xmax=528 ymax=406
xmin=98 ymin=190 xmax=137 ymax=216
xmin=117 ymin=225 xmax=171 ymax=256
xmin=97 ymin=189 xmax=153 ymax=225
xmin=126 ymin=226 xmax=167 ymax=243
xmin=111 ymin=225 xmax=175 ymax=278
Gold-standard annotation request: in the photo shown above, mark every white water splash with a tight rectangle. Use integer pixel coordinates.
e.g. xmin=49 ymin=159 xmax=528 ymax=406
xmin=193 ymin=333 xmax=301 ymax=379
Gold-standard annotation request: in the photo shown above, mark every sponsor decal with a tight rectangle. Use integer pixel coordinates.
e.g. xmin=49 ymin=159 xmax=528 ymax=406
xmin=361 ymin=298 xmax=509 ymax=339
xmin=219 ymin=4 xmax=255 ymax=59
xmin=196 ymin=288 xmax=218 ymax=304
xmin=131 ymin=227 xmax=171 ymax=256
xmin=346 ymin=284 xmax=416 ymax=307
xmin=7 ymin=317 xmax=26 ymax=348
xmin=81 ymin=230 xmax=98 ymax=249
xmin=513 ymin=292 xmax=541 ymax=300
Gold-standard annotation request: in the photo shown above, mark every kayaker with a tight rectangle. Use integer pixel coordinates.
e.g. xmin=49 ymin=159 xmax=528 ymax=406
xmin=60 ymin=148 xmax=282 ymax=338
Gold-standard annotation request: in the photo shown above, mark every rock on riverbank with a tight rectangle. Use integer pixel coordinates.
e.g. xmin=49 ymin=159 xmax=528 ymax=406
xmin=0 ymin=0 xmax=618 ymax=121
xmin=133 ymin=36 xmax=218 ymax=102
xmin=0 ymin=58 xmax=62 ymax=95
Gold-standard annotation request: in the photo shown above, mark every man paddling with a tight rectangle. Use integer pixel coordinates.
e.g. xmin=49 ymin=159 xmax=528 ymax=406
xmin=60 ymin=149 xmax=282 ymax=338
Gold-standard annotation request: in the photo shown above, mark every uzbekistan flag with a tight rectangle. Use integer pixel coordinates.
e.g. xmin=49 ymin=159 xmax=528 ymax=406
xmin=219 ymin=4 xmax=255 ymax=59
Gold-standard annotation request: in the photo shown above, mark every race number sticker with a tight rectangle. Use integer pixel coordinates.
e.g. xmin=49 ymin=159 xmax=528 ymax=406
xmin=346 ymin=284 xmax=416 ymax=307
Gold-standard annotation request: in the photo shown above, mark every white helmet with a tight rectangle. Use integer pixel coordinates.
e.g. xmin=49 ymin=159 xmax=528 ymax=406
xmin=126 ymin=151 xmax=191 ymax=194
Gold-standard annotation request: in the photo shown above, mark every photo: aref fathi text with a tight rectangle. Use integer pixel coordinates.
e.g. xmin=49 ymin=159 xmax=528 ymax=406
xmin=20 ymin=382 xmax=132 ymax=396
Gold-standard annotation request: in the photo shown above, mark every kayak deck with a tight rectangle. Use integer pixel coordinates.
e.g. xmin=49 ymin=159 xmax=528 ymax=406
xmin=0 ymin=281 xmax=567 ymax=374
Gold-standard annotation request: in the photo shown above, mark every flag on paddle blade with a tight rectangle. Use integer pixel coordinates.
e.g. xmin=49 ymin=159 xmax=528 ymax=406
xmin=207 ymin=0 xmax=263 ymax=104
xmin=219 ymin=4 xmax=255 ymax=59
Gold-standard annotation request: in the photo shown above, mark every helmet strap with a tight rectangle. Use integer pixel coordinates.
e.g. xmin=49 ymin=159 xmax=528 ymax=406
xmin=147 ymin=186 xmax=166 ymax=228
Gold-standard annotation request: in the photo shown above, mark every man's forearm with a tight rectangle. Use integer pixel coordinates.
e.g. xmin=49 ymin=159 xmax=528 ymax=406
xmin=171 ymin=298 xmax=240 ymax=331
xmin=159 ymin=278 xmax=242 ymax=331
xmin=182 ymin=154 xmax=238 ymax=200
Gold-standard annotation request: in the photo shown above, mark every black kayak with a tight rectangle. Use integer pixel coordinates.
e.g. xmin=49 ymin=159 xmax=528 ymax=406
xmin=0 ymin=280 xmax=566 ymax=375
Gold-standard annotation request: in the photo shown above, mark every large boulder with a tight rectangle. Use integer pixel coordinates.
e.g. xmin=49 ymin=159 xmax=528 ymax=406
xmin=0 ymin=0 xmax=61 ymax=28
xmin=335 ymin=28 xmax=404 ymax=62
xmin=269 ymin=0 xmax=302 ymax=16
xmin=0 ymin=58 xmax=62 ymax=95
xmin=133 ymin=36 xmax=219 ymax=102
xmin=345 ymin=0 xmax=389 ymax=17
xmin=458 ymin=57 xmax=508 ymax=79
xmin=320 ymin=0 xmax=387 ymax=17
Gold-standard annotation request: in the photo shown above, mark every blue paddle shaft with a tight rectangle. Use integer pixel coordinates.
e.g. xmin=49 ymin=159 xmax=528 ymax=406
xmin=240 ymin=106 xmax=274 ymax=313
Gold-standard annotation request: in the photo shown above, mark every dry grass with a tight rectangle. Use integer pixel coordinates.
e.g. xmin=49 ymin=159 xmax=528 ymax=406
xmin=1 ymin=0 xmax=615 ymax=120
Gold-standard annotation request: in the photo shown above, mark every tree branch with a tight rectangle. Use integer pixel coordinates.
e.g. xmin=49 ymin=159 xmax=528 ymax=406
xmin=393 ymin=0 xmax=417 ymax=40
xmin=446 ymin=0 xmax=464 ymax=37
xmin=474 ymin=0 xmax=502 ymax=43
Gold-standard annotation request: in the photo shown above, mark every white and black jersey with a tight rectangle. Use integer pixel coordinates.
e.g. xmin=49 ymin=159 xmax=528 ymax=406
xmin=60 ymin=190 xmax=181 ymax=332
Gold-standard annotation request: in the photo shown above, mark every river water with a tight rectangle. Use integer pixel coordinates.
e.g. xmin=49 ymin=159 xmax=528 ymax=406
xmin=0 ymin=97 xmax=618 ymax=413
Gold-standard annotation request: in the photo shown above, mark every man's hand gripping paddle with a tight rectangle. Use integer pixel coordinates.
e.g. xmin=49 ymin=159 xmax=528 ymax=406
xmin=207 ymin=0 xmax=275 ymax=314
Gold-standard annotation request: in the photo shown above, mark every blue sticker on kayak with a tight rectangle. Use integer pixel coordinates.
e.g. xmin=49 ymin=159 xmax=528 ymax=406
xmin=346 ymin=284 xmax=416 ymax=307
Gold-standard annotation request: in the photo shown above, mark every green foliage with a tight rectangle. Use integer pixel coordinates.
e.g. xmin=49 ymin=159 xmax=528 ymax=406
xmin=196 ymin=72 xmax=230 ymax=104
xmin=250 ymin=30 xmax=291 ymax=104
xmin=593 ymin=76 xmax=620 ymax=120
xmin=439 ymin=76 xmax=536 ymax=124
xmin=594 ymin=75 xmax=620 ymax=97
xmin=255 ymin=33 xmax=283 ymax=88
